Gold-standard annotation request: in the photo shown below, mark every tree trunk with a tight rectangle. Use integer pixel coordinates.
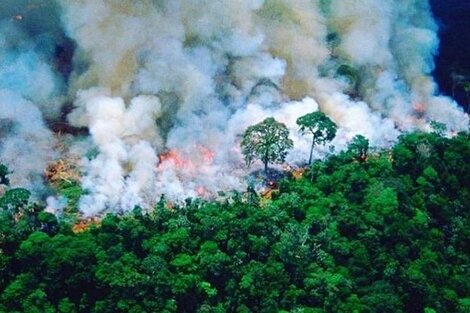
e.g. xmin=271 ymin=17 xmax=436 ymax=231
xmin=308 ymin=137 xmax=315 ymax=165
xmin=264 ymin=150 xmax=269 ymax=174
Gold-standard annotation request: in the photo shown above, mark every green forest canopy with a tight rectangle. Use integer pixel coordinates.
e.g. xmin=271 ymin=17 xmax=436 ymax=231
xmin=0 ymin=130 xmax=470 ymax=312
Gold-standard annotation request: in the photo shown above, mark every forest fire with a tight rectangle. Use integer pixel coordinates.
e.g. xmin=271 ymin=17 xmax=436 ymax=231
xmin=44 ymin=160 xmax=79 ymax=185
xmin=412 ymin=102 xmax=426 ymax=117
xmin=72 ymin=217 xmax=101 ymax=234
xmin=1 ymin=1 xmax=470 ymax=310
xmin=156 ymin=146 xmax=217 ymax=198
xmin=196 ymin=186 xmax=208 ymax=197
xmin=200 ymin=146 xmax=215 ymax=163
xmin=292 ymin=169 xmax=305 ymax=180
xmin=157 ymin=146 xmax=215 ymax=172
xmin=1 ymin=0 xmax=468 ymax=218
xmin=158 ymin=150 xmax=193 ymax=169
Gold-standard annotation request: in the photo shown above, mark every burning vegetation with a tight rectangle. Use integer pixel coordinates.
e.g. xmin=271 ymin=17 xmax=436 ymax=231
xmin=71 ymin=217 xmax=101 ymax=234
xmin=0 ymin=0 xmax=468 ymax=216
xmin=44 ymin=160 xmax=80 ymax=186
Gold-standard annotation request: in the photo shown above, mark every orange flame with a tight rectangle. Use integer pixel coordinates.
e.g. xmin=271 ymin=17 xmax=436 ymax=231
xmin=196 ymin=186 xmax=207 ymax=197
xmin=200 ymin=146 xmax=215 ymax=163
xmin=157 ymin=145 xmax=215 ymax=176
xmin=158 ymin=150 xmax=193 ymax=168
xmin=412 ymin=102 xmax=425 ymax=113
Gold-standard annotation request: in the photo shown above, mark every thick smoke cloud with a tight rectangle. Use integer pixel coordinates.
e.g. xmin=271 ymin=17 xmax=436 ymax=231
xmin=0 ymin=0 xmax=467 ymax=215
xmin=0 ymin=0 xmax=64 ymax=194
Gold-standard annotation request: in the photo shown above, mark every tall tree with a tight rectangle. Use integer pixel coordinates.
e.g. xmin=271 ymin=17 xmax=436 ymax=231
xmin=296 ymin=111 xmax=337 ymax=164
xmin=348 ymin=135 xmax=369 ymax=162
xmin=241 ymin=117 xmax=293 ymax=173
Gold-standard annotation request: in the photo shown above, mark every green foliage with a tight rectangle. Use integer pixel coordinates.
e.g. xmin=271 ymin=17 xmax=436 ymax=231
xmin=430 ymin=120 xmax=447 ymax=136
xmin=0 ymin=163 xmax=9 ymax=186
xmin=337 ymin=64 xmax=359 ymax=84
xmin=241 ymin=117 xmax=293 ymax=172
xmin=0 ymin=188 xmax=31 ymax=211
xmin=0 ymin=131 xmax=469 ymax=312
xmin=56 ymin=180 xmax=83 ymax=214
xmin=347 ymin=134 xmax=369 ymax=162
xmin=297 ymin=111 xmax=337 ymax=164
xmin=337 ymin=64 xmax=360 ymax=95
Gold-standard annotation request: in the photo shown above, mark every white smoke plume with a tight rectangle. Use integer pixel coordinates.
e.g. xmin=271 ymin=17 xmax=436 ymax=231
xmin=0 ymin=16 xmax=62 ymax=195
xmin=0 ymin=0 xmax=467 ymax=215
xmin=0 ymin=90 xmax=55 ymax=194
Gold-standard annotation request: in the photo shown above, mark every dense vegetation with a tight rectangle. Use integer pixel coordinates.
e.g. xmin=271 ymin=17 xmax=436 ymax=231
xmin=1 ymin=131 xmax=470 ymax=313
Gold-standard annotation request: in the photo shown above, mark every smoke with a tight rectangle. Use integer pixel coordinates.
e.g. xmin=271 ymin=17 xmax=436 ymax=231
xmin=0 ymin=2 xmax=64 ymax=195
xmin=74 ymin=89 xmax=161 ymax=215
xmin=0 ymin=0 xmax=467 ymax=215
xmin=0 ymin=90 xmax=55 ymax=194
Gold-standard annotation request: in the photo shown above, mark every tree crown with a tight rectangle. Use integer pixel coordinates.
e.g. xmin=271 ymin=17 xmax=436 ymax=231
xmin=241 ymin=117 xmax=293 ymax=169
xmin=296 ymin=111 xmax=337 ymax=145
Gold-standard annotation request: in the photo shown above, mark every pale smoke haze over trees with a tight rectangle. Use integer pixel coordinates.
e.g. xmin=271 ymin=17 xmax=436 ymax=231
xmin=0 ymin=0 xmax=468 ymax=215
xmin=0 ymin=2 xmax=470 ymax=311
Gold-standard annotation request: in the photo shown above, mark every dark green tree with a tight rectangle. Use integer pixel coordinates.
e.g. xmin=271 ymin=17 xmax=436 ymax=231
xmin=0 ymin=188 xmax=31 ymax=212
xmin=0 ymin=164 xmax=9 ymax=186
xmin=0 ymin=130 xmax=470 ymax=313
xmin=348 ymin=135 xmax=369 ymax=162
xmin=241 ymin=117 xmax=293 ymax=173
xmin=430 ymin=120 xmax=447 ymax=136
xmin=296 ymin=111 xmax=337 ymax=164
